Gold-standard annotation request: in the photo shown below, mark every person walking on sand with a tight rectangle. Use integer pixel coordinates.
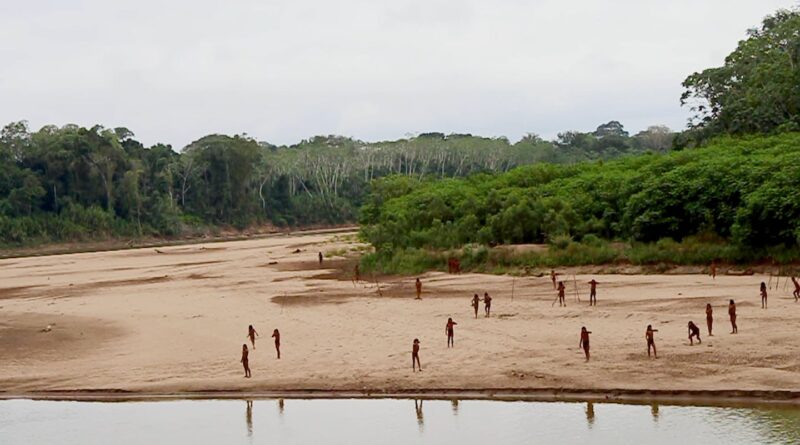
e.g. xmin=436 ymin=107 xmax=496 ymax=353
xmin=412 ymin=339 xmax=422 ymax=372
xmin=688 ymin=321 xmax=701 ymax=345
xmin=729 ymin=299 xmax=738 ymax=334
xmin=646 ymin=324 xmax=659 ymax=358
xmin=551 ymin=269 xmax=560 ymax=289
xmin=557 ymin=281 xmax=567 ymax=307
xmin=445 ymin=317 xmax=457 ymax=348
xmin=272 ymin=328 xmax=281 ymax=359
xmin=793 ymin=276 xmax=800 ymax=302
xmin=483 ymin=292 xmax=492 ymax=317
xmin=472 ymin=293 xmax=480 ymax=318
xmin=247 ymin=325 xmax=259 ymax=349
xmin=760 ymin=281 xmax=768 ymax=309
xmin=241 ymin=344 xmax=251 ymax=378
xmin=318 ymin=251 xmax=323 ymax=265
xmin=415 ymin=278 xmax=422 ymax=300
xmin=579 ymin=327 xmax=591 ymax=361
xmin=710 ymin=261 xmax=717 ymax=279
xmin=588 ymin=278 xmax=598 ymax=306
xmin=706 ymin=303 xmax=714 ymax=336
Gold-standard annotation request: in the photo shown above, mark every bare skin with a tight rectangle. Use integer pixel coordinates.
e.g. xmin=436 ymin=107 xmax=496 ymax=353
xmin=483 ymin=292 xmax=492 ymax=317
xmin=415 ymin=278 xmax=422 ymax=300
xmin=272 ymin=329 xmax=281 ymax=359
xmin=551 ymin=270 xmax=560 ymax=290
xmin=579 ymin=327 xmax=591 ymax=361
xmin=557 ymin=281 xmax=566 ymax=307
xmin=688 ymin=321 xmax=701 ymax=345
xmin=710 ymin=261 xmax=717 ymax=279
xmin=241 ymin=344 xmax=251 ymax=378
xmin=760 ymin=282 xmax=768 ymax=309
xmin=445 ymin=318 xmax=457 ymax=348
xmin=247 ymin=325 xmax=259 ymax=349
xmin=412 ymin=339 xmax=422 ymax=372
xmin=793 ymin=277 xmax=800 ymax=302
xmin=646 ymin=325 xmax=659 ymax=358
xmin=318 ymin=252 xmax=323 ymax=265
xmin=706 ymin=304 xmax=713 ymax=336
xmin=587 ymin=279 xmax=598 ymax=306
xmin=729 ymin=300 xmax=738 ymax=334
xmin=472 ymin=294 xmax=480 ymax=319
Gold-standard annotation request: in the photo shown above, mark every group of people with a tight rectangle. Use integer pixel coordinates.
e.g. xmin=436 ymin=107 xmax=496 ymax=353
xmin=410 ymin=271 xmax=797 ymax=369
xmin=552 ymin=270 xmax=599 ymax=306
xmin=240 ymin=325 xmax=281 ymax=378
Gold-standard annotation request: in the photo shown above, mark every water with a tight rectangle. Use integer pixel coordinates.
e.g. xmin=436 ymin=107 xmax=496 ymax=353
xmin=1 ymin=398 xmax=799 ymax=445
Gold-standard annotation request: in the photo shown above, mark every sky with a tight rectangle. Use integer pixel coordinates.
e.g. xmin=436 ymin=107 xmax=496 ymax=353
xmin=0 ymin=0 xmax=795 ymax=148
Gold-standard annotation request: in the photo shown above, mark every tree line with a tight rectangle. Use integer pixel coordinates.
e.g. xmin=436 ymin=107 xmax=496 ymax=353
xmin=0 ymin=120 xmax=669 ymax=245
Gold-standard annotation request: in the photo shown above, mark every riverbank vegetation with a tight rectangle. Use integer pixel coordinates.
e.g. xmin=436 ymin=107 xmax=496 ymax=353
xmin=358 ymin=8 xmax=800 ymax=274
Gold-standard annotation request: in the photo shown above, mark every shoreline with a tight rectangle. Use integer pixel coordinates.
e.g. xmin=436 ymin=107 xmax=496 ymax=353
xmin=3 ymin=387 xmax=800 ymax=407
xmin=0 ymin=225 xmax=358 ymax=260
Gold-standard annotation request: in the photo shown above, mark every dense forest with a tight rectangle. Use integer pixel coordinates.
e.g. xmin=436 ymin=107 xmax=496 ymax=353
xmin=360 ymin=7 xmax=800 ymax=271
xmin=0 ymin=119 xmax=670 ymax=245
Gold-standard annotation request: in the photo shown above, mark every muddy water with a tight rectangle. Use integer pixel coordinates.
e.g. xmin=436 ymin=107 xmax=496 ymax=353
xmin=1 ymin=398 xmax=799 ymax=444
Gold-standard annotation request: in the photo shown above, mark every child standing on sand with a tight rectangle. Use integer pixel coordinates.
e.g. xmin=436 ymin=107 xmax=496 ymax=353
xmin=241 ymin=344 xmax=251 ymax=378
xmin=579 ymin=327 xmax=591 ymax=361
xmin=272 ymin=328 xmax=281 ymax=359
xmin=445 ymin=318 xmax=457 ymax=348
xmin=646 ymin=325 xmax=659 ymax=358
xmin=412 ymin=339 xmax=422 ymax=372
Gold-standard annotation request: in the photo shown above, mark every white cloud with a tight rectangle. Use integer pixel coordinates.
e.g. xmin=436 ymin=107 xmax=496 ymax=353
xmin=0 ymin=0 xmax=794 ymax=147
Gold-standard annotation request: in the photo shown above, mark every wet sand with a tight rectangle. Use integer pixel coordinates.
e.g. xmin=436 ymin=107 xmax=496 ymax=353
xmin=1 ymin=231 xmax=799 ymax=402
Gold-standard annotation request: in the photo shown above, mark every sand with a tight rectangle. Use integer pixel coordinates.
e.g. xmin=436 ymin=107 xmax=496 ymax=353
xmin=1 ymin=231 xmax=799 ymax=400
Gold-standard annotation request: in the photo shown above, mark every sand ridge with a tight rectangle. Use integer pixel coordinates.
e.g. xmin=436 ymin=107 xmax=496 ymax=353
xmin=1 ymin=232 xmax=799 ymax=398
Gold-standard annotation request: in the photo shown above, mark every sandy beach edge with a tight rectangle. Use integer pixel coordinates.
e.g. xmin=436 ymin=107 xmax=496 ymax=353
xmin=3 ymin=388 xmax=800 ymax=407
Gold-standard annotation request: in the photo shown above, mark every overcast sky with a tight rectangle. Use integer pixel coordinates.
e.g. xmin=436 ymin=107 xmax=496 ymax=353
xmin=0 ymin=0 xmax=795 ymax=148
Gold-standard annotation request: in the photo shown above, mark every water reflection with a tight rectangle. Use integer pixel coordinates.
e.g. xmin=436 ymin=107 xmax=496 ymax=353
xmin=451 ymin=399 xmax=459 ymax=416
xmin=245 ymin=400 xmax=253 ymax=436
xmin=414 ymin=399 xmax=424 ymax=432
xmin=2 ymin=399 xmax=799 ymax=445
xmin=585 ymin=402 xmax=595 ymax=427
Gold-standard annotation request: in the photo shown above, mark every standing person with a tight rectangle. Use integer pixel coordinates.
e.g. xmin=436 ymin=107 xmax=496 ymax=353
xmin=483 ymin=292 xmax=492 ymax=317
xmin=550 ymin=269 xmax=560 ymax=289
xmin=318 ymin=251 xmax=323 ymax=265
xmin=557 ymin=281 xmax=566 ymax=307
xmin=272 ymin=329 xmax=281 ymax=359
xmin=471 ymin=294 xmax=480 ymax=318
xmin=579 ymin=327 xmax=591 ymax=361
xmin=241 ymin=344 xmax=251 ymax=378
xmin=792 ymin=276 xmax=800 ymax=302
xmin=760 ymin=282 xmax=768 ymax=309
xmin=728 ymin=299 xmax=738 ymax=334
xmin=354 ymin=264 xmax=360 ymax=283
xmin=247 ymin=325 xmax=259 ymax=349
xmin=445 ymin=318 xmax=457 ymax=348
xmin=710 ymin=260 xmax=717 ymax=279
xmin=412 ymin=339 xmax=422 ymax=372
xmin=688 ymin=321 xmax=701 ymax=345
xmin=705 ymin=304 xmax=714 ymax=336
xmin=415 ymin=278 xmax=422 ymax=300
xmin=645 ymin=325 xmax=659 ymax=358
xmin=587 ymin=279 xmax=598 ymax=306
